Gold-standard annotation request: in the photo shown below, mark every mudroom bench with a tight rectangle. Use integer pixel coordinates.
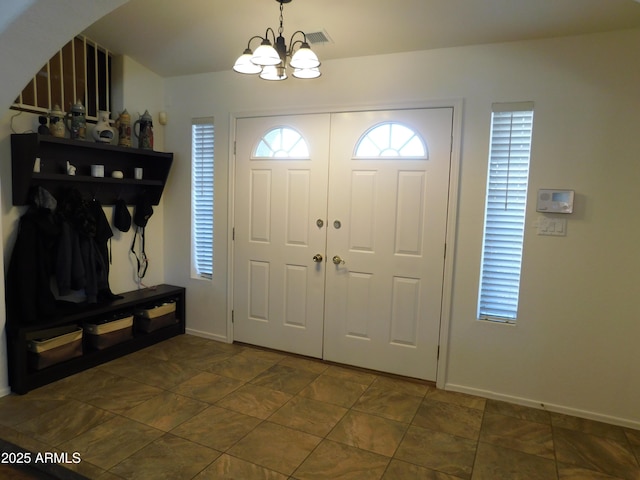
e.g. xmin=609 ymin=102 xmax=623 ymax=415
xmin=6 ymin=284 xmax=185 ymax=394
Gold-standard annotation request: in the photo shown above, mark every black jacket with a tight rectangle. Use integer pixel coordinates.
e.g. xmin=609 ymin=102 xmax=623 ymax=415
xmin=6 ymin=206 xmax=59 ymax=325
xmin=7 ymin=188 xmax=118 ymax=326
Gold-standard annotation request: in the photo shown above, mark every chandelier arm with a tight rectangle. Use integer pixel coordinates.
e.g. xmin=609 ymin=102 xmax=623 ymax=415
xmin=287 ymin=30 xmax=307 ymax=54
xmin=264 ymin=27 xmax=277 ymax=44
xmin=246 ymin=35 xmax=264 ymax=50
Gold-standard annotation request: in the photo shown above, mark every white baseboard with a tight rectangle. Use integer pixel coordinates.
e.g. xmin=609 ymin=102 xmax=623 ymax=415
xmin=0 ymin=385 xmax=11 ymax=398
xmin=444 ymin=383 xmax=640 ymax=431
xmin=185 ymin=328 xmax=230 ymax=344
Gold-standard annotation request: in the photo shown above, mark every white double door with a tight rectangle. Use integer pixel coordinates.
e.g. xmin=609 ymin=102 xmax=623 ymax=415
xmin=233 ymin=108 xmax=452 ymax=380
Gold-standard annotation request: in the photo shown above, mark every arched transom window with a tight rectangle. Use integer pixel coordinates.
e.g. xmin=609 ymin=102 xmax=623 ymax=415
xmin=355 ymin=122 xmax=428 ymax=158
xmin=254 ymin=126 xmax=310 ymax=158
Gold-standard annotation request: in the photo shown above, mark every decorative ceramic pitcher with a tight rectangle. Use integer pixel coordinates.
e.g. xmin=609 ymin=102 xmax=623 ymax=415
xmin=115 ymin=109 xmax=132 ymax=147
xmin=48 ymin=105 xmax=65 ymax=138
xmin=64 ymin=100 xmax=86 ymax=140
xmin=92 ymin=110 xmax=115 ymax=143
xmin=133 ymin=110 xmax=154 ymax=150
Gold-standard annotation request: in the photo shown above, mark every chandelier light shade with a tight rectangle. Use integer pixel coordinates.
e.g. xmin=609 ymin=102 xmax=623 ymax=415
xmin=252 ymin=40 xmax=282 ymax=66
xmin=289 ymin=42 xmax=320 ymax=69
xmin=260 ymin=65 xmax=288 ymax=81
xmin=232 ymin=48 xmax=262 ymax=74
xmin=233 ymin=0 xmax=321 ymax=81
xmin=292 ymin=67 xmax=321 ymax=79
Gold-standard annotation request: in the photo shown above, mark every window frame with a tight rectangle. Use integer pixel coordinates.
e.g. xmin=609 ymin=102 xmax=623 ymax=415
xmin=191 ymin=117 xmax=215 ymax=280
xmin=477 ymin=102 xmax=535 ymax=323
xmin=253 ymin=126 xmax=310 ymax=159
xmin=354 ymin=121 xmax=428 ymax=159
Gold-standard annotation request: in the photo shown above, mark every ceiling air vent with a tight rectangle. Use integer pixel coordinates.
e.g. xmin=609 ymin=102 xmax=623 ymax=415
xmin=305 ymin=30 xmax=332 ymax=45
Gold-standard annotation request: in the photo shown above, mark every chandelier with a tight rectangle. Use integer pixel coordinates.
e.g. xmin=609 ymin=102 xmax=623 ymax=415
xmin=233 ymin=0 xmax=321 ymax=81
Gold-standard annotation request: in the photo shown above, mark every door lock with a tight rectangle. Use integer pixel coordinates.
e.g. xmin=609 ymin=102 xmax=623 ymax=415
xmin=313 ymin=254 xmax=324 ymax=263
xmin=332 ymin=255 xmax=345 ymax=265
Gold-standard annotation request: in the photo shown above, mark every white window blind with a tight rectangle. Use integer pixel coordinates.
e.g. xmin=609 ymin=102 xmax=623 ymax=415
xmin=478 ymin=102 xmax=534 ymax=322
xmin=191 ymin=118 xmax=214 ymax=279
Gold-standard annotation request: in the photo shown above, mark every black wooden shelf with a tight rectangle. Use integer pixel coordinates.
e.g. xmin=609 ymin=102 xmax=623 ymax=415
xmin=13 ymin=133 xmax=173 ymax=158
xmin=31 ymin=172 xmax=162 ymax=187
xmin=11 ymin=133 xmax=173 ymax=206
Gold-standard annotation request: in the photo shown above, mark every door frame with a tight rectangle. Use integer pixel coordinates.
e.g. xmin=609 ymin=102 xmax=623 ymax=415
xmin=227 ymin=99 xmax=463 ymax=388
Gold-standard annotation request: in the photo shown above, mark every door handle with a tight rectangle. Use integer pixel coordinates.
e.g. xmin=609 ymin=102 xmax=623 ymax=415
xmin=332 ymin=255 xmax=345 ymax=265
xmin=313 ymin=254 xmax=323 ymax=263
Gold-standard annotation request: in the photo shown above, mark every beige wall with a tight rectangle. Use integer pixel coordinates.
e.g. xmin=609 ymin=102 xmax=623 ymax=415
xmin=163 ymin=28 xmax=640 ymax=428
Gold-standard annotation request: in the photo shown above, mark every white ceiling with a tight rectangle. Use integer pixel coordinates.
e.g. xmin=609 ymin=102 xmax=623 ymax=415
xmin=83 ymin=0 xmax=640 ymax=78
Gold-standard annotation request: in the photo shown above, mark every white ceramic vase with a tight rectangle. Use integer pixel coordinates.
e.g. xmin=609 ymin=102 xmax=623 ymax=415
xmin=93 ymin=110 xmax=115 ymax=143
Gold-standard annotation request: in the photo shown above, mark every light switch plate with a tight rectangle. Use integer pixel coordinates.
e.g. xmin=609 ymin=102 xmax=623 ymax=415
xmin=537 ymin=216 xmax=567 ymax=236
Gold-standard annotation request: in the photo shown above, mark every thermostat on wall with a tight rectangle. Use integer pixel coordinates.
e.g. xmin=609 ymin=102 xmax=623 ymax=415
xmin=536 ymin=189 xmax=574 ymax=213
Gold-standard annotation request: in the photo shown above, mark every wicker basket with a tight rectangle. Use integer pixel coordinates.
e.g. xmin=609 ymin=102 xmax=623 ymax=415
xmin=28 ymin=326 xmax=83 ymax=370
xmin=85 ymin=315 xmax=133 ymax=350
xmin=135 ymin=302 xmax=177 ymax=332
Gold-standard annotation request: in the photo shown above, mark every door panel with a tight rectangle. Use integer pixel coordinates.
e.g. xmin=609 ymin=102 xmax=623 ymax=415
xmin=234 ymin=115 xmax=330 ymax=358
xmin=323 ymin=108 xmax=453 ymax=380
xmin=233 ymin=108 xmax=453 ymax=380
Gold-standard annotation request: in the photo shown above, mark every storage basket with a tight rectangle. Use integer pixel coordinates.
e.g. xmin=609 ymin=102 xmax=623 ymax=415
xmin=85 ymin=315 xmax=133 ymax=350
xmin=27 ymin=326 xmax=83 ymax=370
xmin=135 ymin=301 xmax=177 ymax=332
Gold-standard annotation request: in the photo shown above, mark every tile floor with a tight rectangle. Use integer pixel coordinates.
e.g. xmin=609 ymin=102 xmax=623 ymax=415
xmin=0 ymin=334 xmax=639 ymax=479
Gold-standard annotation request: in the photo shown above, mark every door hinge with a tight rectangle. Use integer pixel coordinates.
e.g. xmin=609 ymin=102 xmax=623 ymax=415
xmin=231 ymin=310 xmax=234 ymax=323
xmin=234 ymin=141 xmax=237 ymax=155
xmin=232 ymin=227 xmax=235 ymax=241
xmin=437 ymin=345 xmax=440 ymax=360
xmin=443 ymin=243 xmax=446 ymax=258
